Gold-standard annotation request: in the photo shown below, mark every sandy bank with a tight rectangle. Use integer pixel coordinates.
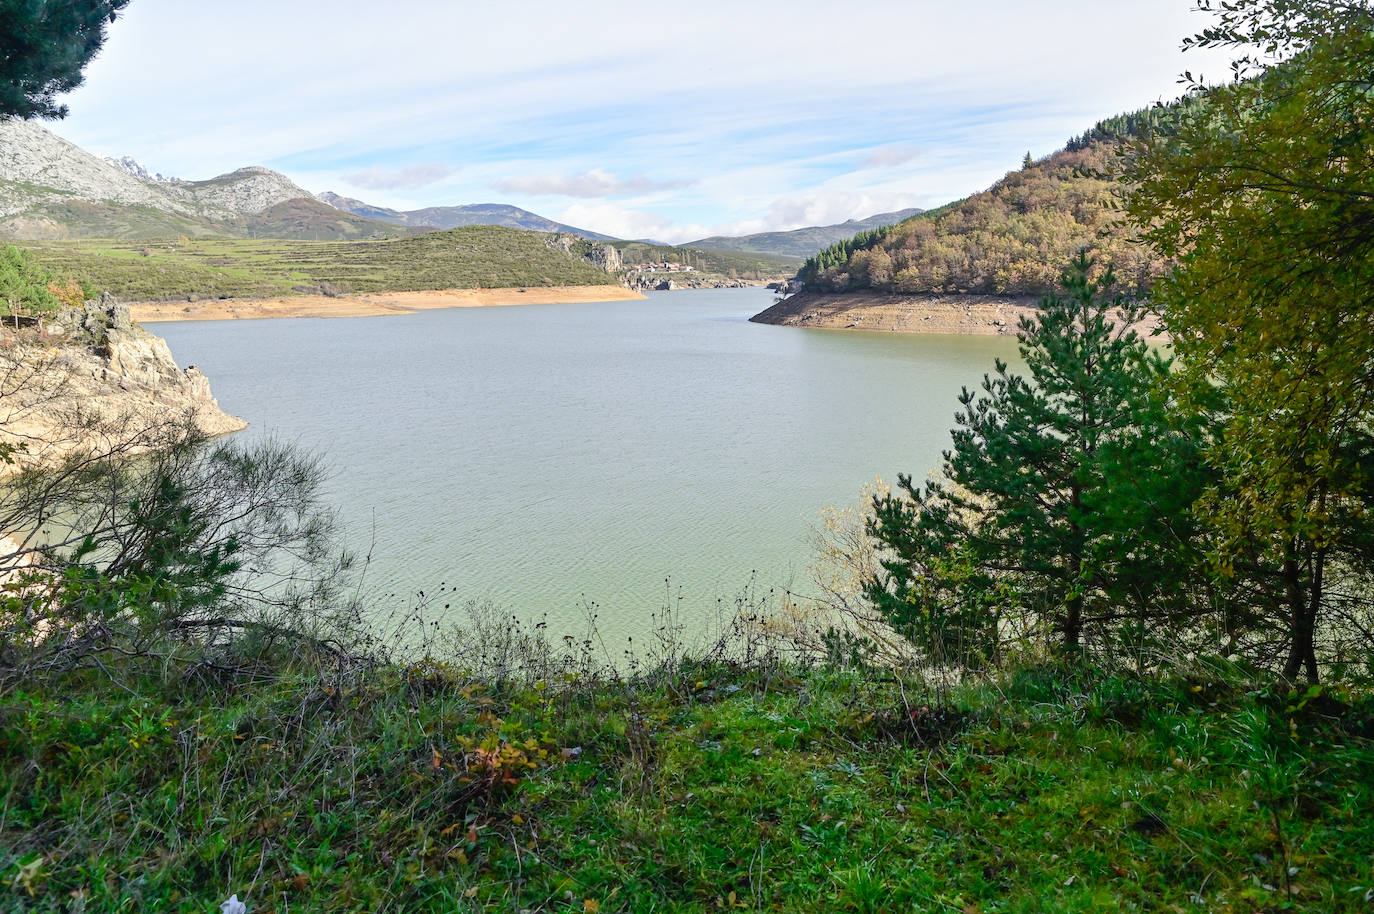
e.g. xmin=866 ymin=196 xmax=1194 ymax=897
xmin=130 ymin=285 xmax=646 ymax=323
xmin=750 ymin=290 xmax=1164 ymax=338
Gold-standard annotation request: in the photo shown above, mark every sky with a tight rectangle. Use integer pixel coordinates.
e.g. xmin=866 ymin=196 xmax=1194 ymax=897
xmin=48 ymin=0 xmax=1237 ymax=243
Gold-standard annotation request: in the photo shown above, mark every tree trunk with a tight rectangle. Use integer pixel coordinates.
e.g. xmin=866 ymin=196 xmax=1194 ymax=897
xmin=1281 ymin=543 xmax=1322 ymax=682
xmin=1064 ymin=587 xmax=1083 ymax=653
xmin=1063 ymin=481 xmax=1083 ymax=654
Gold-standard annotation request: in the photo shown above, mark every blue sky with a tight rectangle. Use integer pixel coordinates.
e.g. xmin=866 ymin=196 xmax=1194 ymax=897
xmin=49 ymin=0 xmax=1236 ymax=242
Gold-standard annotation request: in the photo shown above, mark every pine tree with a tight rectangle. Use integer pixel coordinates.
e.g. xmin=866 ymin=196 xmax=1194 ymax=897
xmin=0 ymin=0 xmax=132 ymax=120
xmin=866 ymin=254 xmax=1206 ymax=662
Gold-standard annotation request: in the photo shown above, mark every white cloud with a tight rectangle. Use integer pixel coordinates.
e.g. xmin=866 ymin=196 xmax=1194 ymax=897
xmin=751 ymin=192 xmax=926 ymax=234
xmin=343 ymin=163 xmax=455 ymax=190
xmin=860 ymin=144 xmax=921 ymax=169
xmin=555 ymin=203 xmax=711 ymax=244
xmin=496 ymin=169 xmax=690 ymax=198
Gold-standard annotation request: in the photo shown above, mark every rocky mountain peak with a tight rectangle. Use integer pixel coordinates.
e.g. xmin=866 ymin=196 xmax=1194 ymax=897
xmin=103 ymin=155 xmax=182 ymax=184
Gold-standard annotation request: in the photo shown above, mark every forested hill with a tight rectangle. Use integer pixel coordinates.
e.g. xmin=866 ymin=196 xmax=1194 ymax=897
xmin=796 ymin=108 xmax=1175 ymax=297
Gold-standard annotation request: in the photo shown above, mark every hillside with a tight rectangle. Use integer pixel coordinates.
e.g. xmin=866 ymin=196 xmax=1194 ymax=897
xmin=690 ymin=207 xmax=924 ymax=258
xmin=0 ymin=120 xmax=400 ymax=241
xmin=318 ymin=194 xmax=616 ymax=241
xmin=231 ymin=198 xmax=411 ymax=241
xmin=19 ymin=227 xmax=621 ymax=302
xmin=790 ymin=109 xmax=1174 ymax=300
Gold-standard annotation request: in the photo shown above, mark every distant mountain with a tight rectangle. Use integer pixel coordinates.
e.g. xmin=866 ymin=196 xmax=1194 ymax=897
xmin=318 ymin=193 xmax=617 ymax=241
xmin=688 ymin=208 xmax=925 ymax=258
xmin=0 ymin=120 xmax=401 ymax=241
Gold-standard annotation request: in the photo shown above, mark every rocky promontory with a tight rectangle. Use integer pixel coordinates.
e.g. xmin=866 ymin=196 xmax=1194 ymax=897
xmin=0 ymin=296 xmax=246 ymax=473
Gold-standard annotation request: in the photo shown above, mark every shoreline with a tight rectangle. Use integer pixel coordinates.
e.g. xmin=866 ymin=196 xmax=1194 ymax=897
xmin=129 ymin=285 xmax=646 ymax=323
xmin=750 ymin=290 xmax=1164 ymax=337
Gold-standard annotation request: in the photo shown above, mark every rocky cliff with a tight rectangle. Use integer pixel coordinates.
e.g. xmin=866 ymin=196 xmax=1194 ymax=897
xmin=0 ymin=296 xmax=246 ymax=474
xmin=544 ymin=232 xmax=623 ymax=273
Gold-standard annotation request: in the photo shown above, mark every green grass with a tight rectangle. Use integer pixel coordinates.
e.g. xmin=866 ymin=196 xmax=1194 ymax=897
xmin=3 ymin=659 xmax=1371 ymax=912
xmin=16 ymin=227 xmax=619 ymax=302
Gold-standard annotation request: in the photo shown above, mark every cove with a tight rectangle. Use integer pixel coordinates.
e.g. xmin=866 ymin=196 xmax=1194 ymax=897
xmin=156 ymin=288 xmax=1019 ymax=646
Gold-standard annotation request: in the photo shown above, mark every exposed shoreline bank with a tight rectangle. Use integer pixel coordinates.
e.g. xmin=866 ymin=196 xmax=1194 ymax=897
xmin=750 ymin=290 xmax=1165 ymax=337
xmin=129 ymin=285 xmax=647 ymax=323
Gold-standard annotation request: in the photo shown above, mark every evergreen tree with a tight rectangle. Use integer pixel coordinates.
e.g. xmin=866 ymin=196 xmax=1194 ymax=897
xmin=0 ymin=245 xmax=61 ymax=326
xmin=0 ymin=0 xmax=131 ymax=120
xmin=866 ymin=254 xmax=1207 ymax=662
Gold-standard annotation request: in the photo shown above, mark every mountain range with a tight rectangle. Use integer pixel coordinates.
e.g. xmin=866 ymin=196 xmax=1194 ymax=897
xmin=316 ymin=193 xmax=616 ymax=241
xmin=0 ymin=119 xmax=399 ymax=241
xmin=0 ymin=120 xmax=924 ymax=256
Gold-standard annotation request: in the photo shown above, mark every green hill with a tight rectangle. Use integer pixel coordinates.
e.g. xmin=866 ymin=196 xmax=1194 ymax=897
xmin=19 ymin=226 xmax=619 ymax=302
xmin=797 ymin=108 xmax=1176 ymax=297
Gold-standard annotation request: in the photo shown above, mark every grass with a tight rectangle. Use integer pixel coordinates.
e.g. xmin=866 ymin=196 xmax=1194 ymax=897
xmin=3 ymin=655 xmax=1371 ymax=912
xmin=16 ymin=227 xmax=620 ymax=302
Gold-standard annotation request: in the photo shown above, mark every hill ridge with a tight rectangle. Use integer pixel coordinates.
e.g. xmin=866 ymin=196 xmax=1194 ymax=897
xmin=317 ymin=193 xmax=617 ymax=241
xmin=688 ymin=207 xmax=924 ymax=259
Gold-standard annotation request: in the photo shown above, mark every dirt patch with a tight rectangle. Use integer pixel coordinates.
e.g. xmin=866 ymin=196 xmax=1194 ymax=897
xmin=129 ymin=285 xmax=647 ymax=323
xmin=750 ymin=290 xmax=1165 ymax=338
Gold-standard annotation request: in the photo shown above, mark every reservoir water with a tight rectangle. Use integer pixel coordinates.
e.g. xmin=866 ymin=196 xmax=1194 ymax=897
xmin=156 ymin=288 xmax=1019 ymax=646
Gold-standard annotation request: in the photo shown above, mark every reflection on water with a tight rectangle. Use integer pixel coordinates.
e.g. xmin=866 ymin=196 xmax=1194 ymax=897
xmin=156 ymin=288 xmax=1019 ymax=645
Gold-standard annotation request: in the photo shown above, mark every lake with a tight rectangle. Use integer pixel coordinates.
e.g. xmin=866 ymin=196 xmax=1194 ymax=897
xmin=156 ymin=288 xmax=1019 ymax=647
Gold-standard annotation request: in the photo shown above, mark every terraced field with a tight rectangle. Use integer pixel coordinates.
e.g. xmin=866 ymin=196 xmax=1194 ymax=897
xmin=19 ymin=226 xmax=619 ymax=301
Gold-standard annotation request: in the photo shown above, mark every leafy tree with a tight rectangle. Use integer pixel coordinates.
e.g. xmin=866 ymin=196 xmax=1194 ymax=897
xmin=866 ymin=254 xmax=1207 ymax=663
xmin=0 ymin=0 xmax=131 ymax=120
xmin=1123 ymin=0 xmax=1374 ymax=681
